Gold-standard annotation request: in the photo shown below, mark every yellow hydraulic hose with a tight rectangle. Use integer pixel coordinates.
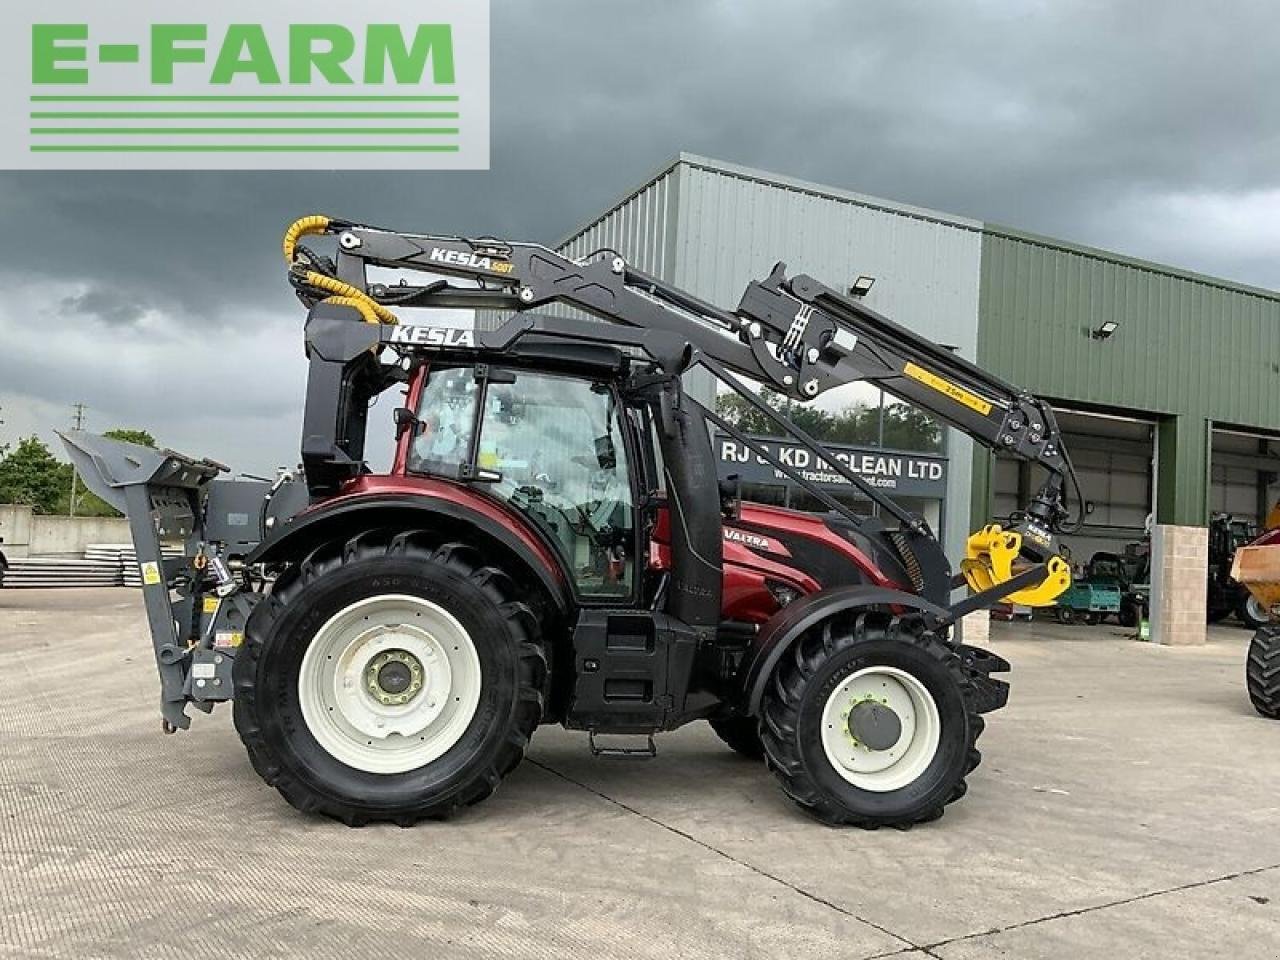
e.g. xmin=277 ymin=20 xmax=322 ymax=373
xmin=302 ymin=272 xmax=398 ymax=324
xmin=282 ymin=215 xmax=398 ymax=325
xmin=282 ymin=215 xmax=330 ymax=263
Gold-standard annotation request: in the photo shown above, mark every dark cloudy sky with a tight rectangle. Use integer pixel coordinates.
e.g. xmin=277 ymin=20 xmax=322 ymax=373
xmin=2 ymin=0 xmax=1278 ymax=474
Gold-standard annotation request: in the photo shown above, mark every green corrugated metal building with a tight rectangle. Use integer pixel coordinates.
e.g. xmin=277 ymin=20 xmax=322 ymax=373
xmin=973 ymin=224 xmax=1280 ymax=534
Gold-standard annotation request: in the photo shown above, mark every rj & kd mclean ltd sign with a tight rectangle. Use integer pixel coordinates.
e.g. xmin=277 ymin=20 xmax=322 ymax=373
xmin=716 ymin=434 xmax=948 ymax=500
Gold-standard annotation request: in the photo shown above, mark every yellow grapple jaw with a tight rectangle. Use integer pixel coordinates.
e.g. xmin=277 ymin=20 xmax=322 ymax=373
xmin=962 ymin=524 xmax=1071 ymax=607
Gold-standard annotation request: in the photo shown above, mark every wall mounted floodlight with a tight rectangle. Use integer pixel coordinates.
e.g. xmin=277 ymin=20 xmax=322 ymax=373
xmin=849 ymin=275 xmax=876 ymax=297
xmin=1091 ymin=320 xmax=1119 ymax=340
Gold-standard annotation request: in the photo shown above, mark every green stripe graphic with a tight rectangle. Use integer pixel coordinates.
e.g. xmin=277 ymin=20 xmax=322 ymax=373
xmin=30 ymin=95 xmax=459 ymax=102
xmin=30 ymin=144 xmax=462 ymax=153
xmin=32 ymin=111 xmax=459 ymax=119
xmin=32 ymin=128 xmax=460 ymax=136
xmin=28 ymin=93 xmax=467 ymax=157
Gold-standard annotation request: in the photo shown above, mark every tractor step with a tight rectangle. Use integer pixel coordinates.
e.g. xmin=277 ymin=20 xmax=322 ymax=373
xmin=588 ymin=730 xmax=657 ymax=758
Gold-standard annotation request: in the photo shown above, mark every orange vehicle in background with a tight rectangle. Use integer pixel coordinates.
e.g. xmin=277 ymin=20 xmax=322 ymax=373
xmin=1230 ymin=505 xmax=1280 ymax=718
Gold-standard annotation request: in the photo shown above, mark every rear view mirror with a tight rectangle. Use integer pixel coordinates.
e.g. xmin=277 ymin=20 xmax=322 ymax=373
xmin=393 ymin=407 xmax=424 ymax=437
xmin=595 ymin=434 xmax=617 ymax=470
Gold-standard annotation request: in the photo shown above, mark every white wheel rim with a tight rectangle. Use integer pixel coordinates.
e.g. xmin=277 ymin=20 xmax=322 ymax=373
xmin=298 ymin=594 xmax=482 ymax=774
xmin=819 ymin=666 xmax=941 ymax=792
xmin=1248 ymin=595 xmax=1268 ymax=623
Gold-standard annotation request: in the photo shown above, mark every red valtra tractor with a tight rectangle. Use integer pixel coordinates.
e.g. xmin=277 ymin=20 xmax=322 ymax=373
xmin=63 ymin=216 xmax=1078 ymax=827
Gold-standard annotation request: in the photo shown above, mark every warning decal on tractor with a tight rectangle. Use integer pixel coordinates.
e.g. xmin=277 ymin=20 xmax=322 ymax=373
xmin=903 ymin=363 xmax=993 ymax=416
xmin=139 ymin=561 xmax=162 ymax=585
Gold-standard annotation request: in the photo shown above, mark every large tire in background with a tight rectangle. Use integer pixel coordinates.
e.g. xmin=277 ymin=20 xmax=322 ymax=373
xmin=708 ymin=716 xmax=765 ymax=760
xmin=1247 ymin=625 xmax=1280 ymax=719
xmin=233 ymin=531 xmax=547 ymax=825
xmin=1236 ymin=592 xmax=1270 ymax=630
xmin=759 ymin=611 xmax=983 ymax=828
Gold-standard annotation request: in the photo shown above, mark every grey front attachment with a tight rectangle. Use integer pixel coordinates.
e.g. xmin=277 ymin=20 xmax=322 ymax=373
xmin=59 ymin=431 xmax=279 ymax=731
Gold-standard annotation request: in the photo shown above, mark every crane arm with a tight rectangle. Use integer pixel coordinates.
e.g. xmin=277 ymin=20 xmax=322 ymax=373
xmin=284 ymin=217 xmax=1076 ymax=605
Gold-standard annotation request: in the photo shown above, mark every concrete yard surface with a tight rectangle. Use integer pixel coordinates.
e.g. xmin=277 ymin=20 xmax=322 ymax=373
xmin=1 ymin=588 xmax=1278 ymax=959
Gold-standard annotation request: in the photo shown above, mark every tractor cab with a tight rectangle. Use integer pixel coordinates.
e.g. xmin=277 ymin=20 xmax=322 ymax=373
xmin=400 ymin=343 xmax=644 ymax=603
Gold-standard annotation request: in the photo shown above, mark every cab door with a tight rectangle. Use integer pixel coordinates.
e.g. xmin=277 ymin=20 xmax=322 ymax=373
xmin=410 ymin=365 xmax=640 ymax=601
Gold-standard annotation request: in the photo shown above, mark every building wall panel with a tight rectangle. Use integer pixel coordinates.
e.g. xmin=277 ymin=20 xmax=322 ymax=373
xmin=979 ymin=229 xmax=1280 ymax=428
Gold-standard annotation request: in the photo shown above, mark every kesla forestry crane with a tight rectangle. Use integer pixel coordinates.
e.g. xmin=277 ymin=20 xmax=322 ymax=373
xmin=63 ymin=215 xmax=1079 ymax=829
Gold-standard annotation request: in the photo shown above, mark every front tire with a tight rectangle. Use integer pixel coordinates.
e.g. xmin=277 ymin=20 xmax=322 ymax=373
xmin=233 ymin=532 xmax=547 ymax=825
xmin=1236 ymin=593 xmax=1270 ymax=630
xmin=708 ymin=716 xmax=765 ymax=759
xmin=1247 ymin=625 xmax=1280 ymax=719
xmin=759 ymin=612 xmax=983 ymax=828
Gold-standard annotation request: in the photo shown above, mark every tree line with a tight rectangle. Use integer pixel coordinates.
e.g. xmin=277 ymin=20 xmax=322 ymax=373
xmin=0 ymin=430 xmax=156 ymax=516
xmin=714 ymin=389 xmax=942 ymax=452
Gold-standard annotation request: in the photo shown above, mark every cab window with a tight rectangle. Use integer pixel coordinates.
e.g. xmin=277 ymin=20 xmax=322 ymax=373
xmin=410 ymin=367 xmax=635 ymax=598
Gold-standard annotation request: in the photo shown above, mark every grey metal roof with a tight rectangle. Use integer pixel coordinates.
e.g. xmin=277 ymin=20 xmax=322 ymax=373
xmin=560 ymin=153 xmax=1280 ymax=305
xmin=556 ymin=152 xmax=982 ymax=252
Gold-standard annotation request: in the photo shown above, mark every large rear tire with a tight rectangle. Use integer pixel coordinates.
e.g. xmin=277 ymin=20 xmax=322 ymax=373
xmin=1247 ymin=625 xmax=1280 ymax=719
xmin=233 ymin=532 xmax=547 ymax=825
xmin=759 ymin=612 xmax=983 ymax=828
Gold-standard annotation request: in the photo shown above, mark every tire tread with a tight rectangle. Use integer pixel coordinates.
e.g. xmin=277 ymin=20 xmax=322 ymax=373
xmin=233 ymin=530 xmax=547 ymax=825
xmin=758 ymin=613 xmax=984 ymax=829
xmin=1247 ymin=625 xmax=1280 ymax=719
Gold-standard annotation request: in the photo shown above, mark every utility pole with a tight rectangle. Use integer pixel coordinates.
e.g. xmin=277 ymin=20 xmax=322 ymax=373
xmin=69 ymin=403 xmax=86 ymax=517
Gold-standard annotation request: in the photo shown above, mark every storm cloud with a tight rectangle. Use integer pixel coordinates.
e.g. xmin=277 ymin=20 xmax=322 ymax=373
xmin=1 ymin=0 xmax=1278 ymax=472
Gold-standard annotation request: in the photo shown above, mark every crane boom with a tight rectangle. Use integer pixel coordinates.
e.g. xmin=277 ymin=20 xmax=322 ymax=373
xmin=284 ymin=216 xmax=1078 ymax=606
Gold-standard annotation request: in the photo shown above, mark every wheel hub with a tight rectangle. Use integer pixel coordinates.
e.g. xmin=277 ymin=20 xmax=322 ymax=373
xmin=847 ymin=699 xmax=902 ymax=751
xmin=297 ymin=595 xmax=483 ymax=775
xmin=820 ymin=665 xmax=942 ymax=792
xmin=365 ymin=649 xmax=424 ymax=705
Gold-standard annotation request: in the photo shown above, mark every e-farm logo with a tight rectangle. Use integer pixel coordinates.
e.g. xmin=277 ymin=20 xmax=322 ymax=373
xmin=2 ymin=1 xmax=489 ymax=170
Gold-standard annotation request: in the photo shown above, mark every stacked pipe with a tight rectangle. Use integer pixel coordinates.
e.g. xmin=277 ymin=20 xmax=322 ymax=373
xmin=0 ymin=543 xmax=182 ymax=589
xmin=1 ymin=557 xmax=123 ymax=588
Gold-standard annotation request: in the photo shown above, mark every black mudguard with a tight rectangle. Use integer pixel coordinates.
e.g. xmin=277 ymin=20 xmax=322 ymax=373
xmin=247 ymin=493 xmax=572 ymax=618
xmin=739 ymin=584 xmax=954 ymax=715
